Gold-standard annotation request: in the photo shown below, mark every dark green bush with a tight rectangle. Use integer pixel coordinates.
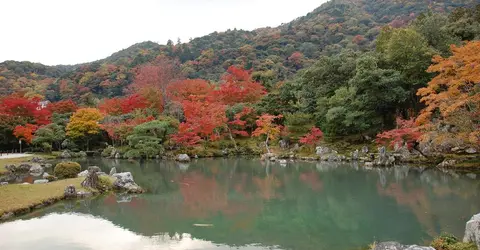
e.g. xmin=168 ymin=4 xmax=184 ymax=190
xmin=54 ymin=161 xmax=81 ymax=179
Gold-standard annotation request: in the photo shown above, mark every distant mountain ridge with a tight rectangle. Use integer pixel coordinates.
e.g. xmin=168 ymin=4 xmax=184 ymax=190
xmin=1 ymin=0 xmax=478 ymax=101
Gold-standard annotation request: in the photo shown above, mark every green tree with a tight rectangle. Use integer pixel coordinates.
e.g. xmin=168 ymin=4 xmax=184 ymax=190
xmin=32 ymin=123 xmax=65 ymax=151
xmin=125 ymin=117 xmax=179 ymax=158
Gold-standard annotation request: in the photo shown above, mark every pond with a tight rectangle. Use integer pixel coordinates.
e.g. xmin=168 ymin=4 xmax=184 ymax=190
xmin=1 ymin=158 xmax=479 ymax=250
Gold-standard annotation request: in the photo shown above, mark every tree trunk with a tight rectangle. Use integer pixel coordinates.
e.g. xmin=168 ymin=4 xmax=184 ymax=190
xmin=265 ymin=135 xmax=271 ymax=154
xmin=226 ymin=126 xmax=238 ymax=150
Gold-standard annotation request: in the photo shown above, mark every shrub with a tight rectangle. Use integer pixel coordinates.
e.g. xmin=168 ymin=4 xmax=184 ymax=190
xmin=54 ymin=161 xmax=81 ymax=179
xmin=431 ymin=233 xmax=477 ymax=250
xmin=101 ymin=145 xmax=115 ymax=157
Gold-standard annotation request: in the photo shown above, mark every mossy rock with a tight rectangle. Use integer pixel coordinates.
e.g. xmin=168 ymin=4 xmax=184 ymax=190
xmin=54 ymin=162 xmax=81 ymax=179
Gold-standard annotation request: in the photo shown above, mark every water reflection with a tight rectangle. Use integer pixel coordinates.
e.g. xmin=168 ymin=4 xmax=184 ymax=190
xmin=7 ymin=158 xmax=480 ymax=250
xmin=0 ymin=213 xmax=278 ymax=250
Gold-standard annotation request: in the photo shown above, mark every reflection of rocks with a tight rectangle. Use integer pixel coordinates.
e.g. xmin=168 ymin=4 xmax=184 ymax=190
xmin=316 ymin=162 xmax=339 ymax=172
xmin=464 ymin=213 xmax=480 ymax=248
xmin=116 ymin=194 xmax=136 ymax=203
xmin=177 ymin=163 xmax=190 ymax=172
xmin=393 ymin=166 xmax=409 ymax=182
xmin=373 ymin=242 xmax=434 ymax=250
xmin=466 ymin=173 xmax=477 ymax=180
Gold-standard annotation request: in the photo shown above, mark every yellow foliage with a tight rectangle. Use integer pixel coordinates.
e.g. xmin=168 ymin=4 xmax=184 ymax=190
xmin=66 ymin=108 xmax=104 ymax=139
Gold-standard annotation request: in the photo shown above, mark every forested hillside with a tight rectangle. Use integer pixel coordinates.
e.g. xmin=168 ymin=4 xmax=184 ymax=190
xmin=0 ymin=0 xmax=479 ymax=156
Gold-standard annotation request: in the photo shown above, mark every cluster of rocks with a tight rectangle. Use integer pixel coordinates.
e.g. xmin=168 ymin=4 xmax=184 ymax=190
xmin=1 ymin=157 xmax=56 ymax=185
xmin=258 ymin=145 xmax=402 ymax=167
xmin=60 ymin=150 xmax=87 ymax=159
xmin=372 ymin=242 xmax=434 ymax=250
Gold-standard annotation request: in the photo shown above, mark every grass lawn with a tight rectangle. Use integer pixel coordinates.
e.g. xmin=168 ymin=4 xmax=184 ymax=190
xmin=0 ymin=177 xmax=85 ymax=216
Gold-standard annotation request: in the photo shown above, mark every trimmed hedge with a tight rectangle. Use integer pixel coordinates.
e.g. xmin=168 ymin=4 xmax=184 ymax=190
xmin=54 ymin=161 xmax=81 ymax=179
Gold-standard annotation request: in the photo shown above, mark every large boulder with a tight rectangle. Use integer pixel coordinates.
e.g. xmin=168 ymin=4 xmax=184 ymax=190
xmin=81 ymin=166 xmax=101 ymax=189
xmin=176 ymin=154 xmax=190 ymax=162
xmin=463 ymin=213 xmax=480 ymax=248
xmin=64 ymin=185 xmax=77 ymax=199
xmin=373 ymin=242 xmax=434 ymax=250
xmin=112 ymin=172 xmax=143 ymax=193
xmin=29 ymin=163 xmax=44 ymax=175
xmin=109 ymin=167 xmax=117 ymax=176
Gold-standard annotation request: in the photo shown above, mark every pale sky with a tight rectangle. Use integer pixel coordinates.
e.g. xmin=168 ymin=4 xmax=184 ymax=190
xmin=0 ymin=0 xmax=327 ymax=66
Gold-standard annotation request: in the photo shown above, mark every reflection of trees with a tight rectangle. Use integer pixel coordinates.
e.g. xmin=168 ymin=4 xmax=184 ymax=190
xmin=27 ymin=159 xmax=480 ymax=250
xmin=377 ymin=181 xmax=435 ymax=236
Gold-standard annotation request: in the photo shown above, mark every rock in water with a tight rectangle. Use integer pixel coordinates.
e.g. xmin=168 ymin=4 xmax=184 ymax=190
xmin=29 ymin=163 xmax=44 ymax=175
xmin=373 ymin=242 xmax=434 ymax=250
xmin=81 ymin=166 xmax=100 ymax=189
xmin=351 ymin=149 xmax=359 ymax=161
xmin=464 ymin=213 xmax=480 ymax=248
xmin=64 ymin=185 xmax=77 ymax=199
xmin=109 ymin=167 xmax=117 ymax=176
xmin=437 ymin=159 xmax=457 ymax=168
xmin=30 ymin=157 xmax=45 ymax=163
xmin=176 ymin=154 xmax=190 ymax=162
xmin=77 ymin=170 xmax=89 ymax=177
xmin=112 ymin=172 xmax=143 ymax=193
xmin=33 ymin=179 xmax=49 ymax=184
xmin=60 ymin=150 xmax=72 ymax=159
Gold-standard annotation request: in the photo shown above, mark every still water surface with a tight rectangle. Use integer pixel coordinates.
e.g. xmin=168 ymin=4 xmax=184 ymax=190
xmin=0 ymin=158 xmax=479 ymax=250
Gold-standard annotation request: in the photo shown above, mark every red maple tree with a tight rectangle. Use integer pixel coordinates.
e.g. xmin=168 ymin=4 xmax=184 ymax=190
xmin=299 ymin=127 xmax=324 ymax=146
xmin=13 ymin=124 xmax=38 ymax=144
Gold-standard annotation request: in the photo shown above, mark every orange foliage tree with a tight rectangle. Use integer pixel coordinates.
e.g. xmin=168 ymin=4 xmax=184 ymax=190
xmin=13 ymin=124 xmax=38 ymax=144
xmin=416 ymin=41 xmax=480 ymax=149
xmin=252 ymin=114 xmax=283 ymax=153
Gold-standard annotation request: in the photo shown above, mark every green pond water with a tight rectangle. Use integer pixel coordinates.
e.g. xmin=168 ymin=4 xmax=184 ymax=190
xmin=1 ymin=158 xmax=479 ymax=250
